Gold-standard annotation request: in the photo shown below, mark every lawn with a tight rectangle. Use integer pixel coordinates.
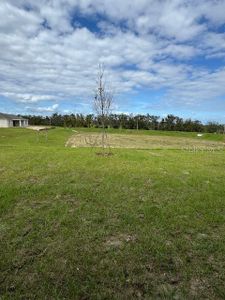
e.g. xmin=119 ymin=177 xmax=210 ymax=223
xmin=0 ymin=128 xmax=225 ymax=299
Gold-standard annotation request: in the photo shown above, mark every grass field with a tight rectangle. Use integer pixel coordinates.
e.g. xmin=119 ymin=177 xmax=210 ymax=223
xmin=0 ymin=128 xmax=225 ymax=299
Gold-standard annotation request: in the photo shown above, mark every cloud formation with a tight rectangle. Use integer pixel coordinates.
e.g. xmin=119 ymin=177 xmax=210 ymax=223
xmin=25 ymin=103 xmax=59 ymax=113
xmin=0 ymin=0 xmax=225 ymax=118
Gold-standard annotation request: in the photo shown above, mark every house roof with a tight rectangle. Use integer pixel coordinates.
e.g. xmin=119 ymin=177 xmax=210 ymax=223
xmin=0 ymin=113 xmax=28 ymax=120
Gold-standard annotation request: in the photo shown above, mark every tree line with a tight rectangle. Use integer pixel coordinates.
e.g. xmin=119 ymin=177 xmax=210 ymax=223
xmin=23 ymin=113 xmax=225 ymax=133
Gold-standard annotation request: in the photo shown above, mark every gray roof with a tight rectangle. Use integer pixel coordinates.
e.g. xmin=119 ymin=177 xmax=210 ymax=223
xmin=0 ymin=112 xmax=27 ymax=120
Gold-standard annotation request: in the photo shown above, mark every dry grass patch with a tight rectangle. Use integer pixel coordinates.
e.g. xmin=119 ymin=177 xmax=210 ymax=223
xmin=105 ymin=234 xmax=137 ymax=249
xmin=66 ymin=132 xmax=225 ymax=150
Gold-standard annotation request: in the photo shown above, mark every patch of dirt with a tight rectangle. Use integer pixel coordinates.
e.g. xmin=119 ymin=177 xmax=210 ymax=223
xmin=182 ymin=170 xmax=190 ymax=175
xmin=66 ymin=132 xmax=225 ymax=150
xmin=26 ymin=176 xmax=40 ymax=184
xmin=144 ymin=178 xmax=154 ymax=187
xmin=27 ymin=126 xmax=54 ymax=131
xmin=148 ymin=151 xmax=163 ymax=156
xmin=96 ymin=152 xmax=113 ymax=157
xmin=105 ymin=234 xmax=137 ymax=249
xmin=105 ymin=238 xmax=123 ymax=248
xmin=190 ymin=278 xmax=209 ymax=297
xmin=197 ymin=233 xmax=208 ymax=239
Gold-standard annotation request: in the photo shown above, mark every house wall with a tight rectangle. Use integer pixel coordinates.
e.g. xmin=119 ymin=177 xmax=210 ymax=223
xmin=0 ymin=118 xmax=29 ymax=127
xmin=0 ymin=119 xmax=9 ymax=127
xmin=17 ymin=119 xmax=29 ymax=127
xmin=23 ymin=120 xmax=29 ymax=127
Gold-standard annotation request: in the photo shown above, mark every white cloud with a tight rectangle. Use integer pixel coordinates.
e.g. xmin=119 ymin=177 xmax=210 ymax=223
xmin=198 ymin=0 xmax=225 ymax=26
xmin=0 ymin=0 xmax=225 ymax=115
xmin=169 ymin=67 xmax=225 ymax=103
xmin=0 ymin=2 xmax=41 ymax=36
xmin=26 ymin=103 xmax=59 ymax=113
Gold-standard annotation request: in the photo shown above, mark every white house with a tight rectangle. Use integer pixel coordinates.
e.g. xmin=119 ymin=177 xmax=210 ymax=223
xmin=0 ymin=113 xmax=29 ymax=128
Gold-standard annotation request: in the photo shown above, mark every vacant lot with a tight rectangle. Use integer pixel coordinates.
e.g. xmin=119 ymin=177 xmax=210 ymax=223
xmin=0 ymin=128 xmax=225 ymax=299
xmin=66 ymin=132 xmax=225 ymax=150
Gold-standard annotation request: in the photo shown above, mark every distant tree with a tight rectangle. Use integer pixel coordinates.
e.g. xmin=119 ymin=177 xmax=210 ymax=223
xmin=205 ymin=122 xmax=222 ymax=133
xmin=164 ymin=114 xmax=177 ymax=130
xmin=86 ymin=114 xmax=94 ymax=128
xmin=119 ymin=114 xmax=128 ymax=129
xmin=23 ymin=112 xmax=224 ymax=134
xmin=174 ymin=117 xmax=184 ymax=131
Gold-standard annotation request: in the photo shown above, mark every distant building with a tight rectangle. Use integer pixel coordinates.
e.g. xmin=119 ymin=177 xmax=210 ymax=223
xmin=0 ymin=113 xmax=29 ymax=128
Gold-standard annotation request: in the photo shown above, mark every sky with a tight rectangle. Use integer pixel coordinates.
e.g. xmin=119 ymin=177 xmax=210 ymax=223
xmin=0 ymin=0 xmax=225 ymax=123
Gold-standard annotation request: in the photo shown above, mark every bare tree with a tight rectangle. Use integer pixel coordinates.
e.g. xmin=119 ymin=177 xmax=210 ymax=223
xmin=93 ymin=64 xmax=113 ymax=151
xmin=84 ymin=134 xmax=100 ymax=148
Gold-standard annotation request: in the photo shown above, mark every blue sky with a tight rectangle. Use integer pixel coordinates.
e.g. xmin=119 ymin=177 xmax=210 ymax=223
xmin=0 ymin=0 xmax=225 ymax=123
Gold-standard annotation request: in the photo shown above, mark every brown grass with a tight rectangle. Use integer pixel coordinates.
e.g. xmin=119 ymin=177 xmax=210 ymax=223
xmin=66 ymin=132 xmax=225 ymax=150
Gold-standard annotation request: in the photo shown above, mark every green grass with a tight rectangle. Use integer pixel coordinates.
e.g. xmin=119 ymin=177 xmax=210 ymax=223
xmin=0 ymin=128 xmax=225 ymax=299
